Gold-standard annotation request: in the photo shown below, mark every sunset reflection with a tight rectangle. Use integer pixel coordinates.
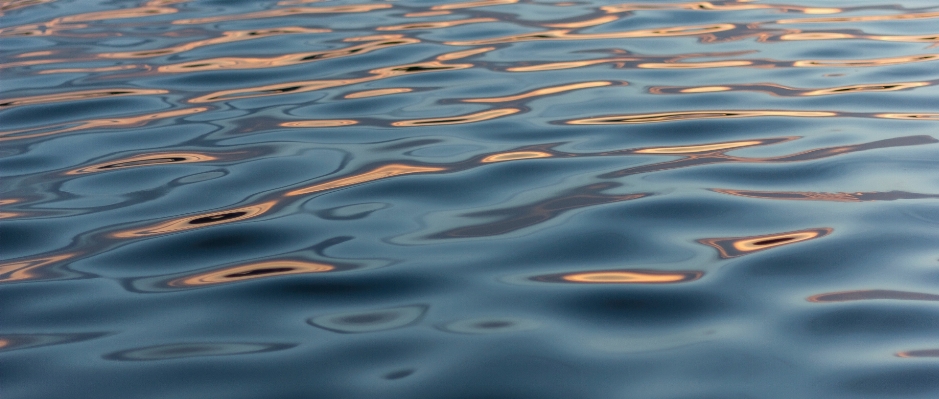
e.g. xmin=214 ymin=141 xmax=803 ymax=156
xmin=532 ymin=269 xmax=702 ymax=284
xmin=65 ymin=153 xmax=218 ymax=175
xmin=167 ymin=260 xmax=335 ymax=287
xmin=699 ymin=228 xmax=832 ymax=258
xmin=111 ymin=201 xmax=278 ymax=238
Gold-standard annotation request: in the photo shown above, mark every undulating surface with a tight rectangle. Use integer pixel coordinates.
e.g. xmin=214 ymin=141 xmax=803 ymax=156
xmin=3 ymin=0 xmax=939 ymax=397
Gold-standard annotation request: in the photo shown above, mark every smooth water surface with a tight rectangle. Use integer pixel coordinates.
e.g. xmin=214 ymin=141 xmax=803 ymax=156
xmin=3 ymin=0 xmax=939 ymax=397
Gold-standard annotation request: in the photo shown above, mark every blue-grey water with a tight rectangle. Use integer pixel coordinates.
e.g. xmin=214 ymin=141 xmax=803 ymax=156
xmin=3 ymin=0 xmax=939 ymax=398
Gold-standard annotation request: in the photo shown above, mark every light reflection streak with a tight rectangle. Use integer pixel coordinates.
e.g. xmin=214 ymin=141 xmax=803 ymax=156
xmin=481 ymin=151 xmax=552 ymax=163
xmin=0 ymin=88 xmax=168 ymax=108
xmin=0 ymin=107 xmax=208 ymax=142
xmin=532 ymin=269 xmax=703 ymax=284
xmin=65 ymin=153 xmax=219 ymax=175
xmin=463 ymin=81 xmax=615 ymax=103
xmin=776 ymin=11 xmax=939 ymax=24
xmin=712 ymin=189 xmax=939 ymax=202
xmin=98 ymin=27 xmax=330 ymax=59
xmin=286 ymin=164 xmax=447 ymax=196
xmin=650 ymin=82 xmax=931 ymax=96
xmin=189 ymin=61 xmax=472 ymax=103
xmin=392 ymin=109 xmax=519 ymax=126
xmin=0 ymin=253 xmax=79 ymax=283
xmin=567 ymin=110 xmax=835 ymax=124
xmin=602 ymin=2 xmax=840 ymax=15
xmin=158 ymin=37 xmax=419 ymax=73
xmin=809 ymin=290 xmax=939 ymax=302
xmin=793 ymin=54 xmax=939 ymax=67
xmin=111 ymin=201 xmax=278 ymax=238
xmin=280 ymin=119 xmax=359 ymax=127
xmin=344 ymin=88 xmax=412 ymax=98
xmin=377 ymin=18 xmax=497 ymax=31
xmin=445 ymin=24 xmax=736 ymax=45
xmin=698 ymin=228 xmax=832 ymax=258
xmin=172 ymin=4 xmax=393 ymax=24
xmin=430 ymin=0 xmax=517 ymax=10
xmin=166 ymin=260 xmax=335 ymax=287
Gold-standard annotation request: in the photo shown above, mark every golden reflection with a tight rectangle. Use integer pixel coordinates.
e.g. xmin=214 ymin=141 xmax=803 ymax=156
xmin=286 ymin=164 xmax=446 ymax=196
xmin=38 ymin=65 xmax=141 ymax=74
xmin=436 ymin=47 xmax=495 ymax=61
xmin=158 ymin=37 xmax=419 ymax=73
xmin=481 ymin=151 xmax=552 ymax=163
xmin=378 ymin=18 xmax=496 ymax=31
xmin=344 ymin=88 xmax=412 ymax=99
xmin=507 ymin=58 xmax=633 ymax=72
xmin=652 ymin=82 xmax=931 ymax=96
xmin=698 ymin=228 xmax=832 ymax=258
xmin=111 ymin=201 xmax=278 ymax=238
xmin=567 ymin=110 xmax=836 ymax=124
xmin=392 ymin=108 xmax=518 ymax=126
xmin=167 ymin=260 xmax=335 ymax=287
xmin=544 ymin=15 xmax=619 ymax=29
xmin=189 ymin=61 xmax=472 ymax=103
xmin=776 ymin=11 xmax=939 ymax=24
xmin=99 ymin=27 xmax=330 ymax=59
xmin=173 ymin=4 xmax=393 ymax=24
xmin=0 ymin=253 xmax=77 ymax=283
xmin=808 ymin=290 xmax=939 ymax=303
xmin=463 ymin=81 xmax=614 ymax=103
xmin=602 ymin=2 xmax=839 ymax=14
xmin=0 ymin=212 xmax=25 ymax=219
xmin=280 ymin=119 xmax=359 ymax=127
xmin=898 ymin=349 xmax=939 ymax=358
xmin=0 ymin=107 xmax=207 ymax=142
xmin=0 ymin=0 xmax=53 ymax=14
xmin=713 ymin=189 xmax=939 ymax=202
xmin=404 ymin=11 xmax=452 ymax=17
xmin=875 ymin=113 xmax=939 ymax=120
xmin=634 ymin=140 xmax=764 ymax=154
xmin=793 ymin=54 xmax=939 ymax=68
xmin=532 ymin=269 xmax=703 ymax=284
xmin=445 ymin=24 xmax=735 ymax=45
xmin=65 ymin=153 xmax=218 ymax=175
xmin=431 ymin=0 xmax=517 ymax=10
xmin=0 ymin=89 xmax=167 ymax=108
xmin=637 ymin=60 xmax=752 ymax=69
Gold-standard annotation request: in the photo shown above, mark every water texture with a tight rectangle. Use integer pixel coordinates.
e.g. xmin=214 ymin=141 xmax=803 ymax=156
xmin=3 ymin=0 xmax=939 ymax=397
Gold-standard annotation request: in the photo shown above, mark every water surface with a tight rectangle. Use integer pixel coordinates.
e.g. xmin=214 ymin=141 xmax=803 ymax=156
xmin=4 ymin=0 xmax=939 ymax=398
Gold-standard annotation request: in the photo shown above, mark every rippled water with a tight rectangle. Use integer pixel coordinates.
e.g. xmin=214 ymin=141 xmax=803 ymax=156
xmin=4 ymin=0 xmax=939 ymax=397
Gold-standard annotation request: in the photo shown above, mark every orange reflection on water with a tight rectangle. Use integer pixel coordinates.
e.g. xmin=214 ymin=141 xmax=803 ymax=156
xmin=898 ymin=349 xmax=939 ymax=358
xmin=158 ymin=37 xmax=418 ymax=73
xmin=173 ymin=4 xmax=392 ymax=24
xmin=602 ymin=2 xmax=839 ymax=14
xmin=37 ymin=65 xmax=141 ymax=74
xmin=167 ymin=260 xmax=335 ymax=287
xmin=65 ymin=153 xmax=218 ymax=175
xmin=507 ymin=58 xmax=634 ymax=72
xmin=651 ymin=82 xmax=931 ymax=96
xmin=344 ymin=88 xmax=412 ymax=99
xmin=776 ymin=11 xmax=939 ymax=24
xmin=392 ymin=108 xmax=519 ymax=126
xmin=463 ymin=81 xmax=614 ymax=103
xmin=0 ymin=88 xmax=168 ymax=108
xmin=189 ymin=61 xmax=472 ymax=103
xmin=713 ymin=189 xmax=939 ymax=202
xmin=111 ymin=201 xmax=278 ymax=238
xmin=0 ymin=253 xmax=77 ymax=283
xmin=445 ymin=24 xmax=735 ymax=45
xmin=0 ymin=107 xmax=207 ymax=142
xmin=280 ymin=119 xmax=359 ymax=127
xmin=99 ymin=27 xmax=329 ymax=59
xmin=436 ymin=47 xmax=495 ymax=61
xmin=430 ymin=0 xmax=517 ymax=10
xmin=404 ymin=11 xmax=452 ymax=17
xmin=532 ymin=269 xmax=703 ymax=284
xmin=544 ymin=15 xmax=619 ymax=29
xmin=698 ymin=228 xmax=832 ymax=258
xmin=286 ymin=164 xmax=446 ymax=196
xmin=20 ymin=121 xmax=151 ymax=152
xmin=481 ymin=151 xmax=552 ymax=163
xmin=0 ymin=0 xmax=53 ymax=15
xmin=794 ymin=54 xmax=939 ymax=68
xmin=808 ymin=290 xmax=939 ymax=303
xmin=637 ymin=60 xmax=752 ymax=69
xmin=378 ymin=17 xmax=496 ymax=31
xmin=634 ymin=140 xmax=764 ymax=154
xmin=875 ymin=113 xmax=939 ymax=120
xmin=567 ymin=110 xmax=835 ymax=124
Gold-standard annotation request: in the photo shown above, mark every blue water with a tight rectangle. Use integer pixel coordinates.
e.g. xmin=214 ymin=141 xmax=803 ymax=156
xmin=4 ymin=0 xmax=939 ymax=397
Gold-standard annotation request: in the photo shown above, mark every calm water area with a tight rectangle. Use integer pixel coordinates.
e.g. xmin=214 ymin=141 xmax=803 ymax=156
xmin=3 ymin=0 xmax=939 ymax=397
